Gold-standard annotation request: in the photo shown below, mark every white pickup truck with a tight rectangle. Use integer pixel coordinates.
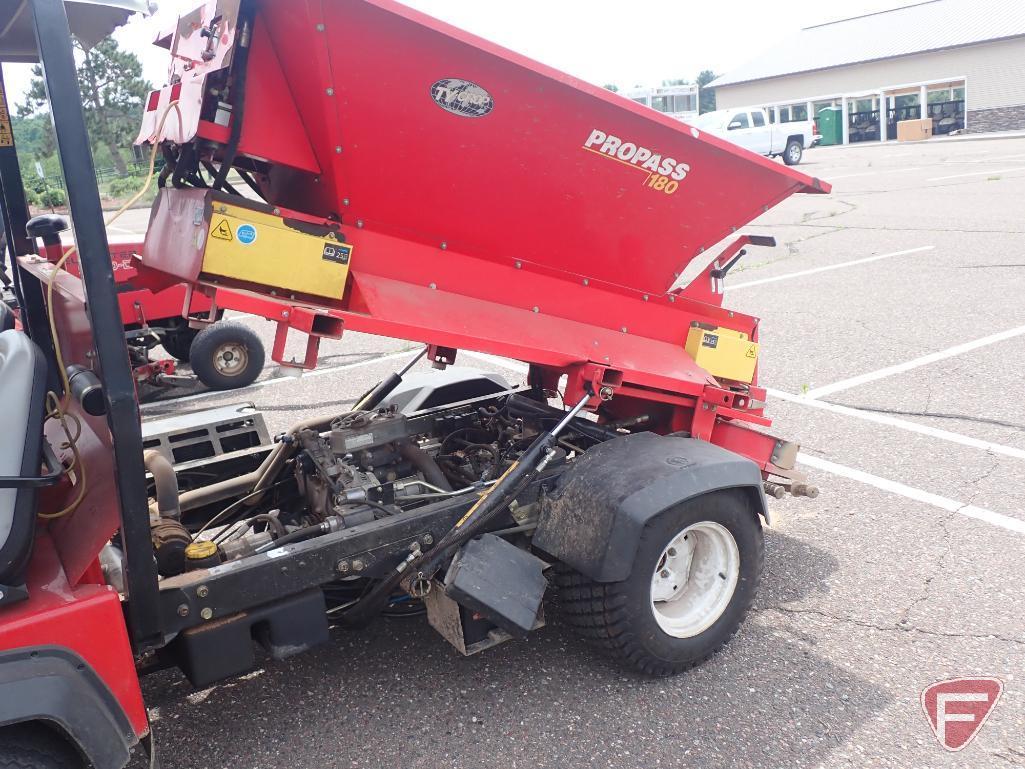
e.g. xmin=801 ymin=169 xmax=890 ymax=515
xmin=690 ymin=107 xmax=818 ymax=165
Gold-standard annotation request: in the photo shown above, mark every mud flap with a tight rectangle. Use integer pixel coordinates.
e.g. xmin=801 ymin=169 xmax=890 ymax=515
xmin=533 ymin=433 xmax=767 ymax=583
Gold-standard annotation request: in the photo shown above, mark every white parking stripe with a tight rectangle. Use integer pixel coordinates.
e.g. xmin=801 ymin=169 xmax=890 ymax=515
xmin=767 ymin=387 xmax=1025 ymax=461
xmin=460 ymin=352 xmax=1024 ymax=533
xmin=798 ymin=453 xmax=1025 ymax=535
xmin=927 ymin=165 xmax=1025 ymax=181
xmin=460 ymin=350 xmax=529 ymax=374
xmin=803 ymin=324 xmax=1025 ymax=400
xmin=726 ymin=246 xmax=934 ymax=291
xmin=139 ymin=349 xmax=418 ymax=411
xmin=827 ymin=167 xmax=924 ymax=180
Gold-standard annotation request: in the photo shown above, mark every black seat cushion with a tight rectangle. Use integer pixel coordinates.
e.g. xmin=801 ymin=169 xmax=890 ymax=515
xmin=0 ymin=329 xmax=47 ymax=587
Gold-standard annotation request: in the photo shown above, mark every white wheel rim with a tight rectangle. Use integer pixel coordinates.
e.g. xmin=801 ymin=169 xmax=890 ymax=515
xmin=213 ymin=342 xmax=248 ymax=376
xmin=789 ymin=144 xmax=800 ymax=161
xmin=650 ymin=521 xmax=740 ymax=638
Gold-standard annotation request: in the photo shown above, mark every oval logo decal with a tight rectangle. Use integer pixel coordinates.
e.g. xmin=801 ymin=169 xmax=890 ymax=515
xmin=430 ymin=79 xmax=494 ymax=118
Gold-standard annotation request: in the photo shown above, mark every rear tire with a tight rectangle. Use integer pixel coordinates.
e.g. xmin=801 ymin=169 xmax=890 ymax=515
xmin=0 ymin=722 xmax=84 ymax=769
xmin=190 ymin=321 xmax=265 ymax=391
xmin=783 ymin=139 xmax=803 ymax=165
xmin=555 ymin=490 xmax=763 ymax=676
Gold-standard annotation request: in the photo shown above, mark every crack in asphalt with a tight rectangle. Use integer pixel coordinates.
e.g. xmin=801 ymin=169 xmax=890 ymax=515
xmin=757 ymin=605 xmax=1025 ymax=647
xmin=762 ymin=453 xmax=1019 ymax=649
xmin=823 ymin=402 xmax=1025 ymax=432
xmin=988 ymin=746 xmax=1025 ymax=766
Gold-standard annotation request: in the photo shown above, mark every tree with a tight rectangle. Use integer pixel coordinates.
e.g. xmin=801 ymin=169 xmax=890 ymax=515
xmin=603 ymin=84 xmax=620 ymax=93
xmin=662 ymin=78 xmax=690 ymax=87
xmin=19 ymin=37 xmax=150 ymax=175
xmin=696 ymin=70 xmax=718 ymax=114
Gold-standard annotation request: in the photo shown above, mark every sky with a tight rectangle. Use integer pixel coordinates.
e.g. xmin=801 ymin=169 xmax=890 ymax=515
xmin=4 ymin=0 xmax=912 ymax=106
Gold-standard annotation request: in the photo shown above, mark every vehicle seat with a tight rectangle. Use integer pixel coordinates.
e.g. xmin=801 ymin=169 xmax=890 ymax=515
xmin=0 ymin=329 xmax=47 ymax=602
xmin=0 ymin=300 xmax=14 ymax=332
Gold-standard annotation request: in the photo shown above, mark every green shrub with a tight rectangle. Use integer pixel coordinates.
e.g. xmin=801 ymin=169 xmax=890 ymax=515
xmin=39 ymin=187 xmax=66 ymax=207
xmin=24 ymin=189 xmax=40 ymax=207
xmin=107 ymin=174 xmax=147 ymax=199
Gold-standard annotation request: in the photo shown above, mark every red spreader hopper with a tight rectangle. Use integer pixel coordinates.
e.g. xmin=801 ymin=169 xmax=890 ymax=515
xmin=139 ymin=0 xmax=830 ymax=471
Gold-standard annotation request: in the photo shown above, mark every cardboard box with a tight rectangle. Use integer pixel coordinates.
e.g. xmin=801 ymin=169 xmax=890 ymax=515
xmin=897 ymin=118 xmax=934 ymax=142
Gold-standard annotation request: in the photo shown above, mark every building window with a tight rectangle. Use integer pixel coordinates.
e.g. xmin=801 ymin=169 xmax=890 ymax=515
xmin=752 ymin=111 xmax=765 ymax=127
xmin=671 ymin=94 xmax=695 ymax=113
xmin=953 ymin=86 xmax=965 ymax=102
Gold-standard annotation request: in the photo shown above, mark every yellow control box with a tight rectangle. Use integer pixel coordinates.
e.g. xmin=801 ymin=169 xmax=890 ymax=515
xmin=203 ymin=202 xmax=352 ymax=300
xmin=685 ymin=323 xmax=759 ymax=384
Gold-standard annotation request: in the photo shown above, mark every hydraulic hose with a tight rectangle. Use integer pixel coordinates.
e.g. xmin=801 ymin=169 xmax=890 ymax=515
xmin=505 ymin=394 xmax=620 ymax=443
xmin=213 ymin=2 xmax=255 ymax=191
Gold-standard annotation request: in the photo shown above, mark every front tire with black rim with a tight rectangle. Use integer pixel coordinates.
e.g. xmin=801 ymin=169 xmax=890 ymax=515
xmin=0 ymin=722 xmax=85 ymax=769
xmin=555 ymin=490 xmax=763 ymax=676
xmin=189 ymin=321 xmax=265 ymax=391
xmin=783 ymin=139 xmax=803 ymax=165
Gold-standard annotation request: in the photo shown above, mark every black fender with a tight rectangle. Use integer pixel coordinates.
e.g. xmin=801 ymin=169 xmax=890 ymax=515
xmin=534 ymin=433 xmax=767 ymax=582
xmin=0 ymin=646 xmax=137 ymax=769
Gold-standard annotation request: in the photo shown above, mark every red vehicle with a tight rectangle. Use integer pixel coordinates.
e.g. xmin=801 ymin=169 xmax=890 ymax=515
xmin=0 ymin=1 xmax=828 ymax=767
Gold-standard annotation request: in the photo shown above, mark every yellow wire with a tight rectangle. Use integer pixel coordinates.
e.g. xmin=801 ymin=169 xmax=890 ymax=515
xmin=40 ymin=101 xmax=181 ymax=520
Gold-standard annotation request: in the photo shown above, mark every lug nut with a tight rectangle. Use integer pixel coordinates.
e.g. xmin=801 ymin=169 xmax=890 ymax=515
xmin=336 ymin=560 xmax=350 ymax=574
xmin=352 ymin=559 xmax=365 ymax=572
xmin=422 ymin=533 xmax=434 ymax=546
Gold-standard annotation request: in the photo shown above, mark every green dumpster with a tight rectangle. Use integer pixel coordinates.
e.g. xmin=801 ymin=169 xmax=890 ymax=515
xmin=817 ymin=107 xmax=843 ymax=146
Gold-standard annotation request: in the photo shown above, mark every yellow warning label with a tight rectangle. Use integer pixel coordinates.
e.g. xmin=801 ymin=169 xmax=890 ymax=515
xmin=745 ymin=345 xmax=758 ymax=358
xmin=211 ymin=219 xmax=233 ymax=241
xmin=0 ymin=82 xmax=13 ymax=148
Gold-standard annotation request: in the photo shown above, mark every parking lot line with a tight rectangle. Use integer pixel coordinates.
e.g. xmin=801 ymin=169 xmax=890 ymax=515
xmin=461 ymin=350 xmax=530 ymax=373
xmin=803 ymin=323 xmax=1025 ymax=400
xmin=927 ymin=165 xmax=1025 ymax=181
xmin=767 ymin=387 xmax=1025 ymax=461
xmin=139 ymin=349 xmax=417 ymax=411
xmin=827 ymin=167 xmax=924 ymax=180
xmin=726 ymin=246 xmax=934 ymax=291
xmin=798 ymin=453 xmax=1025 ymax=535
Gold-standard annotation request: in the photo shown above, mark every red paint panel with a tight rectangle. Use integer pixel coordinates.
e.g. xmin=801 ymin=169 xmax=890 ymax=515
xmin=260 ymin=0 xmax=826 ymax=294
xmin=0 ymin=535 xmax=147 ymax=736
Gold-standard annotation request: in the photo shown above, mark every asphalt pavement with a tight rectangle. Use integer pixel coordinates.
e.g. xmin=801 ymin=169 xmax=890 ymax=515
xmin=127 ymin=134 xmax=1025 ymax=769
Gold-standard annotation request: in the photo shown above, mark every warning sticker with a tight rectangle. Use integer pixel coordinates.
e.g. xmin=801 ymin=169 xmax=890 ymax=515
xmin=211 ymin=219 xmax=233 ymax=241
xmin=745 ymin=345 xmax=758 ymax=358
